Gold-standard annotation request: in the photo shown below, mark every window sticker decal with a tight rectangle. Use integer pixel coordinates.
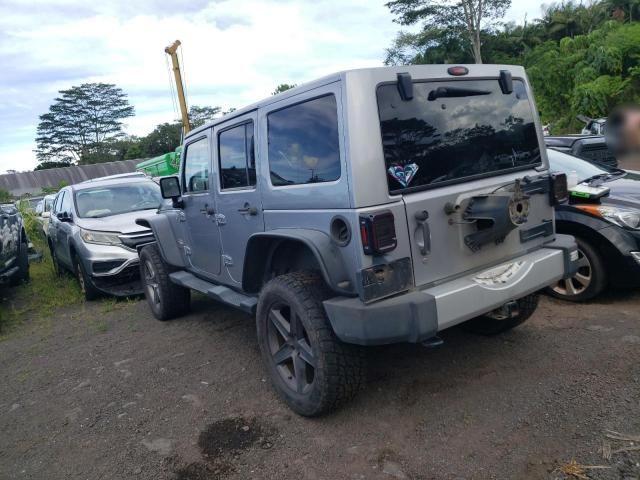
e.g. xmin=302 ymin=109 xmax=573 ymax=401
xmin=388 ymin=163 xmax=419 ymax=188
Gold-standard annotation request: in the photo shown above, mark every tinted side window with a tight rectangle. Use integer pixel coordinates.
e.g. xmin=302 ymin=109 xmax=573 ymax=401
xmin=53 ymin=191 xmax=65 ymax=215
xmin=60 ymin=190 xmax=72 ymax=215
xmin=218 ymin=122 xmax=255 ymax=190
xmin=267 ymin=95 xmax=340 ymax=186
xmin=183 ymin=138 xmax=210 ymax=193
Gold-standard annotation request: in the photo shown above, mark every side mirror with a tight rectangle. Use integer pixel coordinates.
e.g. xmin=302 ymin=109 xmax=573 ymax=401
xmin=160 ymin=176 xmax=181 ymax=199
xmin=56 ymin=212 xmax=72 ymax=222
xmin=160 ymin=176 xmax=183 ymax=208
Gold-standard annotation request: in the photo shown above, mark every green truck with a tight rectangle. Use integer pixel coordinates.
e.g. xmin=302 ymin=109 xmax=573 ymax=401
xmin=135 ymin=147 xmax=181 ymax=177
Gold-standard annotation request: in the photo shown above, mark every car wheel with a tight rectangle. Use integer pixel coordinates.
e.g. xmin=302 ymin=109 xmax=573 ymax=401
xmin=13 ymin=240 xmax=30 ymax=285
xmin=256 ymin=272 xmax=365 ymax=416
xmin=547 ymin=237 xmax=606 ymax=302
xmin=139 ymin=244 xmax=190 ymax=321
xmin=462 ymin=294 xmax=539 ymax=336
xmin=73 ymin=256 xmax=100 ymax=301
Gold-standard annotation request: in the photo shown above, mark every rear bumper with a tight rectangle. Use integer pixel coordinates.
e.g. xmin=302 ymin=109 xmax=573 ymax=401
xmin=323 ymin=235 xmax=578 ymax=345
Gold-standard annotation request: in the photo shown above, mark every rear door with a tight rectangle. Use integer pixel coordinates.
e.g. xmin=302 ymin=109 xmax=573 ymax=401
xmin=213 ymin=112 xmax=264 ymax=285
xmin=181 ymin=132 xmax=222 ymax=277
xmin=377 ymin=77 xmax=552 ymax=287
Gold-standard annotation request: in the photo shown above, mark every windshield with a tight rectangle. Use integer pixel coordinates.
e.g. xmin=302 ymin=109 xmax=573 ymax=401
xmin=377 ymin=78 xmax=541 ymax=192
xmin=75 ymin=181 xmax=162 ymax=218
xmin=546 ymin=148 xmax=619 ymax=183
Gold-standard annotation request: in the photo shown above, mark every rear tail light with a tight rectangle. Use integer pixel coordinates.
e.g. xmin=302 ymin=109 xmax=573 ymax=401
xmin=550 ymin=173 xmax=569 ymax=205
xmin=359 ymin=211 xmax=397 ymax=255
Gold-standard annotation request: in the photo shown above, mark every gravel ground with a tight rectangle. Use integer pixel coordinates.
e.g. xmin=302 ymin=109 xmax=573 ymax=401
xmin=1 ymin=290 xmax=639 ymax=480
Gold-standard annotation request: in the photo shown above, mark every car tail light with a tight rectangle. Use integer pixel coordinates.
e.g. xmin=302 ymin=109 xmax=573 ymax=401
xmin=359 ymin=211 xmax=397 ymax=255
xmin=550 ymin=173 xmax=569 ymax=205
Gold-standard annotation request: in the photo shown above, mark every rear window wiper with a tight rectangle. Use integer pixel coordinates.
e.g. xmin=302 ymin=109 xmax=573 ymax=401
xmin=428 ymin=86 xmax=491 ymax=101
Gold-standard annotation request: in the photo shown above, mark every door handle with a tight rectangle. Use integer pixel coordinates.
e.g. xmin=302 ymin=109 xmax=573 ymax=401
xmin=200 ymin=204 xmax=215 ymax=215
xmin=415 ymin=210 xmax=431 ymax=256
xmin=238 ymin=203 xmax=258 ymax=216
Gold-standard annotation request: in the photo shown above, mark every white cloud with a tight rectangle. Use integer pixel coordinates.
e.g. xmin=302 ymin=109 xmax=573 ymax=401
xmin=0 ymin=0 xmax=541 ymax=174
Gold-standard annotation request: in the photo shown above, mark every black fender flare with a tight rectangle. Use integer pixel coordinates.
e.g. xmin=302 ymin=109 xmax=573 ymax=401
xmin=555 ymin=209 xmax=637 ymax=257
xmin=243 ymin=229 xmax=354 ymax=296
xmin=135 ymin=215 xmax=186 ymax=268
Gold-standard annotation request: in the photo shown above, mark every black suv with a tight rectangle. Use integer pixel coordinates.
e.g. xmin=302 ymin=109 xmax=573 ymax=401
xmin=0 ymin=204 xmax=30 ymax=287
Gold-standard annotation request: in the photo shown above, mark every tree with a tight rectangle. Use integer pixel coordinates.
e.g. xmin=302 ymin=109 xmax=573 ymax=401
xmin=272 ymin=84 xmax=297 ymax=95
xmin=35 ymin=83 xmax=134 ymax=165
xmin=140 ymin=123 xmax=182 ymax=157
xmin=189 ymin=105 xmax=221 ymax=128
xmin=34 ymin=160 xmax=73 ymax=171
xmin=386 ymin=0 xmax=512 ymax=63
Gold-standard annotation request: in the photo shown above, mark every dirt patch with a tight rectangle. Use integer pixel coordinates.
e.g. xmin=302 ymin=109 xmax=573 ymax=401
xmin=198 ymin=416 xmax=276 ymax=458
xmin=1 ymin=292 xmax=639 ymax=479
xmin=173 ymin=461 xmax=233 ymax=480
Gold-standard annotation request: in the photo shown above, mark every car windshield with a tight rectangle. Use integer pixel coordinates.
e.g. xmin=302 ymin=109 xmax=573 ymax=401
xmin=377 ymin=78 xmax=541 ymax=192
xmin=44 ymin=197 xmax=54 ymax=212
xmin=546 ymin=148 xmax=621 ymax=183
xmin=75 ymin=182 xmax=162 ymax=218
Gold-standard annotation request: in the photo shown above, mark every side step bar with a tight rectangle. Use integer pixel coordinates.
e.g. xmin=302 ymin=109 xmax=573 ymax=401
xmin=169 ymin=271 xmax=257 ymax=315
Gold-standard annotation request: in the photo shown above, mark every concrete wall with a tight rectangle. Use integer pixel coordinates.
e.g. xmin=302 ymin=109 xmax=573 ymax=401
xmin=0 ymin=160 xmax=139 ymax=197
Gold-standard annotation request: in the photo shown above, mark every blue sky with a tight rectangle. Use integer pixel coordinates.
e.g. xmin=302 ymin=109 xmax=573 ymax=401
xmin=0 ymin=0 xmax=542 ymax=173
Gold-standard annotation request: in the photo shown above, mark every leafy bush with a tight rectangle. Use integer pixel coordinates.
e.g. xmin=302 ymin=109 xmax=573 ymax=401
xmin=17 ymin=200 xmax=45 ymax=247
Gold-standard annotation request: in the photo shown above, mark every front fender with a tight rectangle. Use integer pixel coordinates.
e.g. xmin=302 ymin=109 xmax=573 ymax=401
xmin=135 ymin=214 xmax=186 ymax=268
xmin=243 ymin=229 xmax=354 ymax=296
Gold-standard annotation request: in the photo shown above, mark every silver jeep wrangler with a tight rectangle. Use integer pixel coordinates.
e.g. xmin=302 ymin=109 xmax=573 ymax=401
xmin=138 ymin=65 xmax=578 ymax=416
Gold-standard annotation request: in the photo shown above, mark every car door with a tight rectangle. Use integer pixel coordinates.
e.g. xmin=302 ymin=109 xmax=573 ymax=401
xmin=54 ymin=189 xmax=75 ymax=268
xmin=214 ymin=112 xmax=264 ymax=285
xmin=181 ymin=131 xmax=222 ymax=278
xmin=48 ymin=191 xmax=63 ymax=260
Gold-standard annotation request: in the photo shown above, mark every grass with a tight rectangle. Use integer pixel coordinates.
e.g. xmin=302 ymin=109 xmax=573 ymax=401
xmin=0 ymin=239 xmax=84 ymax=337
xmin=1 ymin=205 xmax=142 ymax=337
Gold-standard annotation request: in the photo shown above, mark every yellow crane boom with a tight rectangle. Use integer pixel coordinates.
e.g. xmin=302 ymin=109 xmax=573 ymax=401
xmin=165 ymin=40 xmax=190 ymax=135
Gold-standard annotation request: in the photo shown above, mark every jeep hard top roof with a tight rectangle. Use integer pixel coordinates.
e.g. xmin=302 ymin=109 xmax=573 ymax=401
xmin=187 ymin=64 xmax=528 ymax=139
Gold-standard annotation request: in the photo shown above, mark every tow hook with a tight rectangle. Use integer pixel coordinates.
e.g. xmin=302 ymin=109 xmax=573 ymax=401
xmin=488 ymin=301 xmax=520 ymax=321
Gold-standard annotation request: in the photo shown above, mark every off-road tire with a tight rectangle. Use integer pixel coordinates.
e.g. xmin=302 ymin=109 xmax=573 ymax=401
xmin=546 ymin=237 xmax=606 ymax=302
xmin=139 ymin=243 xmax=190 ymax=321
xmin=74 ymin=255 xmax=100 ymax=301
xmin=256 ymin=272 xmax=365 ymax=417
xmin=462 ymin=294 xmax=540 ymax=335
xmin=13 ymin=240 xmax=29 ymax=285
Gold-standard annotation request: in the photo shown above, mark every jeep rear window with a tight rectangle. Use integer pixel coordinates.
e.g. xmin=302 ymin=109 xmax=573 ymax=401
xmin=377 ymin=79 xmax=541 ymax=193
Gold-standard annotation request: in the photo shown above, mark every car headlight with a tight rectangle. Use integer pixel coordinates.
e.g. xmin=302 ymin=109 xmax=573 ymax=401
xmin=80 ymin=229 xmax=123 ymax=246
xmin=576 ymin=205 xmax=640 ymax=229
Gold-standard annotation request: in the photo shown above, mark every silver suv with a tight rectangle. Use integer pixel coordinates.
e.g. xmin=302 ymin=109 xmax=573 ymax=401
xmin=49 ymin=175 xmax=159 ymax=299
xmin=138 ymin=65 xmax=579 ymax=416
